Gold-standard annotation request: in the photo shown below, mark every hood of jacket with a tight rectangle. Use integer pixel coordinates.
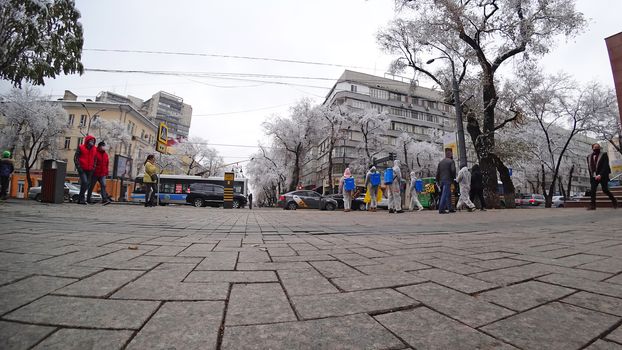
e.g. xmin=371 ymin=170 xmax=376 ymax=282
xmin=393 ymin=160 xmax=402 ymax=179
xmin=83 ymin=135 xmax=96 ymax=146
xmin=343 ymin=167 xmax=352 ymax=178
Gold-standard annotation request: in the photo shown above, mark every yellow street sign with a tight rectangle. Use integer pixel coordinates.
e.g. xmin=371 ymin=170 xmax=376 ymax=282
xmin=156 ymin=142 xmax=167 ymax=154
xmin=158 ymin=122 xmax=168 ymax=144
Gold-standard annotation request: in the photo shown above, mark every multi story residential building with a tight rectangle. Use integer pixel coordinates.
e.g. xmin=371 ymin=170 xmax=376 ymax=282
xmin=301 ymin=70 xmax=460 ymax=191
xmin=96 ymin=90 xmax=193 ymax=139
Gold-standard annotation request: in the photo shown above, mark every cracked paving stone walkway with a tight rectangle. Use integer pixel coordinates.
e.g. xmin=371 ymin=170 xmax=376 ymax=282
xmin=1 ymin=200 xmax=622 ymax=349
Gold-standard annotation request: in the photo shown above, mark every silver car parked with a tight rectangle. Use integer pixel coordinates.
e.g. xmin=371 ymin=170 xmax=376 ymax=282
xmin=28 ymin=182 xmax=101 ymax=202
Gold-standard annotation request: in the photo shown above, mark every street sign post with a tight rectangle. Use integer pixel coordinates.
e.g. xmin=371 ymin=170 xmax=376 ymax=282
xmin=223 ymin=172 xmax=234 ymax=209
xmin=156 ymin=122 xmax=168 ymax=154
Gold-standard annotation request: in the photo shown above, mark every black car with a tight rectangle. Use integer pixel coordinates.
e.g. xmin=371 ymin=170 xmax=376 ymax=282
xmin=325 ymin=194 xmax=367 ymax=211
xmin=277 ymin=190 xmax=337 ymax=210
xmin=186 ymin=183 xmax=247 ymax=208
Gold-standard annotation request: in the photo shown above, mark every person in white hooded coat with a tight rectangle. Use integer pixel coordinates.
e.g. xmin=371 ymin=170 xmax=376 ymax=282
xmin=388 ymin=160 xmax=403 ymax=213
xmin=365 ymin=166 xmax=381 ymax=212
xmin=456 ymin=166 xmax=476 ymax=211
xmin=409 ymin=171 xmax=424 ymax=211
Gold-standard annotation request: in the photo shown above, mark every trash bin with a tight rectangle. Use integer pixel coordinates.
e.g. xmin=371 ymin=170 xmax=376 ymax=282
xmin=42 ymin=159 xmax=66 ymax=204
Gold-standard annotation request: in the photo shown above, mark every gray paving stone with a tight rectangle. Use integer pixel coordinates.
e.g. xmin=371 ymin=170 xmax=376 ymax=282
xmin=185 ymin=270 xmax=277 ymax=283
xmin=145 ymin=245 xmax=188 ymax=256
xmin=0 ymin=271 xmax=30 ymax=286
xmin=5 ymin=295 xmax=159 ymax=329
xmin=418 ymin=258 xmax=485 ymax=274
xmin=226 ymin=283 xmax=296 ymax=325
xmin=222 ymin=313 xmax=404 ymax=350
xmin=33 ymin=329 xmax=133 ymax=350
xmin=374 ymin=307 xmax=517 ymax=350
xmin=238 ymin=250 xmax=271 ymax=262
xmin=55 ymin=270 xmax=144 ymax=297
xmin=579 ymin=258 xmax=622 ymax=274
xmin=310 ymin=260 xmax=363 ymax=278
xmin=397 ymin=282 xmax=514 ymax=328
xmin=278 ymin=269 xmax=339 ymax=296
xmin=272 ymin=254 xmax=335 ymax=262
xmin=562 ymin=291 xmax=622 ymax=316
xmin=468 ymin=252 xmax=517 ymax=260
xmin=608 ymin=326 xmax=622 ymax=344
xmin=0 ymin=275 xmax=76 ymax=315
xmin=479 ymin=281 xmax=575 ymax=311
xmin=112 ymin=263 xmax=229 ymax=300
xmin=585 ymin=340 xmax=622 ymax=350
xmin=291 ymin=288 xmax=416 ymax=319
xmin=195 ymin=252 xmax=238 ymax=270
xmin=538 ymin=274 xmax=622 ymax=298
xmin=331 ymin=253 xmax=378 ymax=266
xmin=467 ymin=258 xmax=529 ymax=271
xmin=0 ymin=321 xmax=55 ymax=350
xmin=482 ymin=302 xmax=619 ymax=350
xmin=607 ymin=274 xmax=622 ymax=285
xmin=235 ymin=261 xmax=310 ymax=270
xmin=332 ymin=272 xmax=426 ymax=292
xmin=178 ymin=243 xmax=216 ymax=256
xmin=413 ymin=268 xmax=497 ymax=294
xmin=471 ymin=263 xmax=557 ymax=285
xmin=127 ymin=301 xmax=224 ymax=350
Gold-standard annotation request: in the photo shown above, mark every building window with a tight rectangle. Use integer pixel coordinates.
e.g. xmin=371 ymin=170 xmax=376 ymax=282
xmin=370 ymin=88 xmax=388 ymax=100
xmin=68 ymin=114 xmax=75 ymax=126
xmin=77 ymin=137 xmax=83 ymax=146
xmin=79 ymin=115 xmax=87 ymax=127
xmin=389 ymin=92 xmax=406 ymax=102
xmin=64 ymin=137 xmax=71 ymax=149
xmin=351 ymin=100 xmax=367 ymax=109
xmin=350 ymin=85 xmax=357 ymax=93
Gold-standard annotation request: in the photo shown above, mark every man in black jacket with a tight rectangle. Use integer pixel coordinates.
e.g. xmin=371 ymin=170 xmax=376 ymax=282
xmin=436 ymin=148 xmax=456 ymax=214
xmin=587 ymin=143 xmax=618 ymax=210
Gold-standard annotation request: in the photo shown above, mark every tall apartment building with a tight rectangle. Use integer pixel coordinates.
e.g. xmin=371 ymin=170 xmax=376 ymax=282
xmin=96 ymin=91 xmax=193 ymax=139
xmin=301 ymin=70 xmax=459 ymax=190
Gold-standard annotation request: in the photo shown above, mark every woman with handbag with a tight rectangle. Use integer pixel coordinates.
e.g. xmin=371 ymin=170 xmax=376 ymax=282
xmin=143 ymin=155 xmax=159 ymax=207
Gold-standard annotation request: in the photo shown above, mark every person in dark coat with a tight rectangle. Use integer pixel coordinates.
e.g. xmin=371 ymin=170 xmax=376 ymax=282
xmin=0 ymin=150 xmax=15 ymax=200
xmin=248 ymin=193 xmax=253 ymax=209
xmin=436 ymin=148 xmax=456 ymax=214
xmin=469 ymin=164 xmax=486 ymax=211
xmin=587 ymin=143 xmax=618 ymax=210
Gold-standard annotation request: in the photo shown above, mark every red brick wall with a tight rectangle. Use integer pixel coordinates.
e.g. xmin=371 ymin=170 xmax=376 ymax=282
xmin=606 ymin=32 xmax=622 ymax=126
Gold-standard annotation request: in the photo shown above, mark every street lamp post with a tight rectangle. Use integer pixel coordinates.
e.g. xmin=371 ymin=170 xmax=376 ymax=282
xmin=80 ymin=103 xmax=106 ymax=135
xmin=426 ymin=58 xmax=468 ymax=169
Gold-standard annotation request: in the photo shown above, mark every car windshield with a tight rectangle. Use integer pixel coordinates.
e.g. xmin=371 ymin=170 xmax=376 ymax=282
xmin=65 ymin=183 xmax=79 ymax=190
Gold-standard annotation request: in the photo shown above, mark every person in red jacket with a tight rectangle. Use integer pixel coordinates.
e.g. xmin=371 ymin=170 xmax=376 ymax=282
xmin=74 ymin=135 xmax=97 ymax=204
xmin=88 ymin=141 xmax=111 ymax=204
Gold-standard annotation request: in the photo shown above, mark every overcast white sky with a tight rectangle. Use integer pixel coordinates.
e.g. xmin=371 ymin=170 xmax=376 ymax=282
xmin=1 ymin=0 xmax=621 ymax=167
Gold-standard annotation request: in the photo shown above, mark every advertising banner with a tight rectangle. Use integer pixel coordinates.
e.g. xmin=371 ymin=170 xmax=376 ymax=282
xmin=113 ymin=155 xmax=133 ymax=180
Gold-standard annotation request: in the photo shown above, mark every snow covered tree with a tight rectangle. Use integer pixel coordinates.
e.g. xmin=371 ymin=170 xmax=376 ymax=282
xmin=171 ymin=137 xmax=223 ymax=176
xmin=246 ymin=146 xmax=289 ymax=206
xmin=348 ymin=107 xmax=390 ymax=165
xmin=510 ymin=72 xmax=608 ymax=207
xmin=313 ymin=104 xmax=350 ymax=194
xmin=90 ymin=118 xmax=132 ymax=150
xmin=263 ymin=99 xmax=321 ymax=192
xmin=583 ymin=87 xmax=621 ymax=156
xmin=0 ymin=0 xmax=84 ymax=87
xmin=380 ymin=0 xmax=586 ymax=207
xmin=0 ymin=86 xmax=66 ymax=187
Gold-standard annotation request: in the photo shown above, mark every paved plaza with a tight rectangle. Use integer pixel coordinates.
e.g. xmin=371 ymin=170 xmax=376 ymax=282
xmin=1 ymin=200 xmax=622 ymax=349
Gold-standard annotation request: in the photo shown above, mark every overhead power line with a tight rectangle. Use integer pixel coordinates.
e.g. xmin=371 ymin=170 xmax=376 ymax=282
xmin=84 ymin=48 xmax=374 ymax=70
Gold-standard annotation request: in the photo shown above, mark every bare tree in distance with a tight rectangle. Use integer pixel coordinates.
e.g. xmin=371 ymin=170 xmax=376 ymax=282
xmin=379 ymin=0 xmax=586 ymax=207
xmin=313 ymin=105 xmax=350 ymax=194
xmin=0 ymin=86 xmax=66 ymax=187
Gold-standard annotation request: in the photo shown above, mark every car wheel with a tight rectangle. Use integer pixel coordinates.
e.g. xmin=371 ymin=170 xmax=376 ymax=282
xmin=71 ymin=194 xmax=79 ymax=203
xmin=193 ymin=198 xmax=204 ymax=208
xmin=34 ymin=194 xmax=42 ymax=202
xmin=287 ymin=201 xmax=298 ymax=210
xmin=63 ymin=193 xmax=70 ymax=202
xmin=232 ymin=199 xmax=241 ymax=209
xmin=325 ymin=203 xmax=336 ymax=211
xmin=358 ymin=202 xmax=367 ymax=211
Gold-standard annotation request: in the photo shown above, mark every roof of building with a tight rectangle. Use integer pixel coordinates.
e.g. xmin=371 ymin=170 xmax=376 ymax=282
xmin=329 ymin=70 xmax=447 ymax=101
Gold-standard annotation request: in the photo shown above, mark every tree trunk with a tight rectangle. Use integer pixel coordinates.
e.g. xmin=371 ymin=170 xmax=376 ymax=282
xmin=327 ymin=142 xmax=335 ymax=194
xmin=288 ymin=150 xmax=301 ymax=192
xmin=492 ymin=154 xmax=515 ymax=208
xmin=566 ymin=164 xmax=574 ymax=199
xmin=25 ymin=165 xmax=33 ymax=189
xmin=540 ymin=163 xmax=547 ymax=197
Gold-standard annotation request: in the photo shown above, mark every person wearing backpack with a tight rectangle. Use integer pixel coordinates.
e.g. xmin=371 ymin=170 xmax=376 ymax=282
xmin=386 ymin=160 xmax=404 ymax=213
xmin=339 ymin=167 xmax=355 ymax=212
xmin=409 ymin=171 xmax=424 ymax=211
xmin=365 ymin=166 xmax=381 ymax=212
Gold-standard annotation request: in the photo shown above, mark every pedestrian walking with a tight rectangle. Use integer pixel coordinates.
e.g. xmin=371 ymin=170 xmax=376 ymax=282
xmin=387 ymin=160 xmax=403 ymax=213
xmin=409 ymin=171 xmax=424 ymax=211
xmin=587 ymin=143 xmax=618 ymax=210
xmin=456 ymin=166 xmax=476 ymax=211
xmin=436 ymin=148 xmax=456 ymax=214
xmin=0 ymin=151 xmax=15 ymax=200
xmin=365 ymin=166 xmax=381 ymax=212
xmin=248 ymin=193 xmax=253 ymax=210
xmin=339 ymin=167 xmax=355 ymax=212
xmin=88 ymin=142 xmax=111 ymax=204
xmin=143 ymin=154 xmax=159 ymax=207
xmin=469 ymin=164 xmax=486 ymax=210
xmin=74 ymin=135 xmax=97 ymax=205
